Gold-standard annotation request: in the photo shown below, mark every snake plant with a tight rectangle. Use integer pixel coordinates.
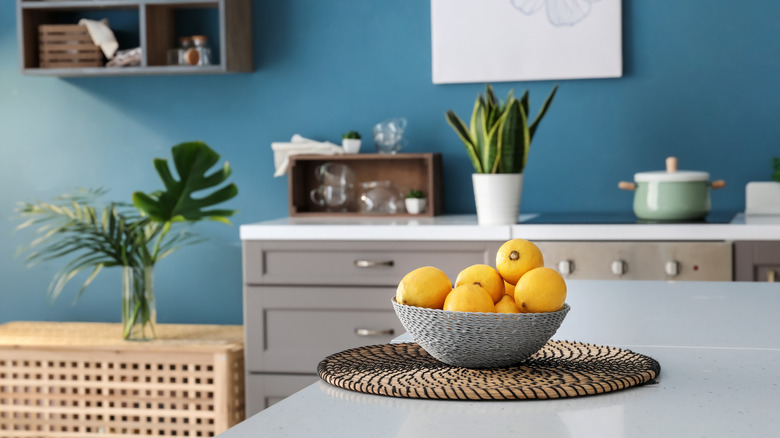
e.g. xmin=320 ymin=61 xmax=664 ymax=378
xmin=446 ymin=84 xmax=558 ymax=174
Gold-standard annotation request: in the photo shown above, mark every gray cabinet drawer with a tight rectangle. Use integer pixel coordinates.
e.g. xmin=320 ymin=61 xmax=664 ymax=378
xmin=245 ymin=373 xmax=319 ymax=416
xmin=243 ymin=241 xmax=499 ymax=286
xmin=244 ymin=285 xmax=405 ymax=373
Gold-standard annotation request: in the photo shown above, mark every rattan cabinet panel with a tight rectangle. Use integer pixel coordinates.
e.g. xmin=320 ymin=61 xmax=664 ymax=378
xmin=0 ymin=322 xmax=244 ymax=437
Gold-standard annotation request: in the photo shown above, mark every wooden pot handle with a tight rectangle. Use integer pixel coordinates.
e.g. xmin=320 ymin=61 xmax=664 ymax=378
xmin=618 ymin=181 xmax=636 ymax=191
xmin=711 ymin=180 xmax=726 ymax=189
xmin=666 ymin=156 xmax=678 ymax=173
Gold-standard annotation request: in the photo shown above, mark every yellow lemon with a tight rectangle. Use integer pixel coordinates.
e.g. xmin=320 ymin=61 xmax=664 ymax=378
xmin=494 ymin=294 xmax=521 ymax=313
xmin=443 ymin=284 xmax=495 ymax=313
xmin=504 ymin=280 xmax=515 ymax=297
xmin=496 ymin=239 xmax=544 ymax=285
xmin=396 ymin=266 xmax=452 ymax=309
xmin=514 ymin=267 xmax=567 ymax=313
xmin=454 ymin=264 xmax=505 ymax=304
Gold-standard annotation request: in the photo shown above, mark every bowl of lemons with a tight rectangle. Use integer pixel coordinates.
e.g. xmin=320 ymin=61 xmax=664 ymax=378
xmin=392 ymin=239 xmax=570 ymax=369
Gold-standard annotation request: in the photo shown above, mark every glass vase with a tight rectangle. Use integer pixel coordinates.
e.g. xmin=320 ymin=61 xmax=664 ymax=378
xmin=122 ymin=266 xmax=156 ymax=341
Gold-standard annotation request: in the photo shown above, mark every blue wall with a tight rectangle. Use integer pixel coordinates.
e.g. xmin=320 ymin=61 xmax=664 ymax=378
xmin=1 ymin=1 xmax=779 ymax=325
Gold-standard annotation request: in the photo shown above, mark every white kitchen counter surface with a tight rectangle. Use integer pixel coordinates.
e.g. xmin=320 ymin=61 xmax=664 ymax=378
xmin=220 ymin=280 xmax=780 ymax=438
xmin=239 ymin=213 xmax=780 ymax=241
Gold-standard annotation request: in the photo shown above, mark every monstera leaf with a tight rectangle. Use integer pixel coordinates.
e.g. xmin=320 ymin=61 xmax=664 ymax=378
xmin=132 ymin=141 xmax=238 ymax=224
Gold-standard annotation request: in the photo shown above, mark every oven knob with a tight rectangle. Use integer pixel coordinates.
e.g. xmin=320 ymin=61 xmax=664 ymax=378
xmin=558 ymin=260 xmax=574 ymax=275
xmin=611 ymin=260 xmax=626 ymax=276
xmin=665 ymin=261 xmax=680 ymax=277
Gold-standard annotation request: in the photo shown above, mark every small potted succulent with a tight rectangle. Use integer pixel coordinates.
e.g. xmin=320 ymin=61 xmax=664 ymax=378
xmin=404 ymin=189 xmax=427 ymax=214
xmin=342 ymin=131 xmax=362 ymax=154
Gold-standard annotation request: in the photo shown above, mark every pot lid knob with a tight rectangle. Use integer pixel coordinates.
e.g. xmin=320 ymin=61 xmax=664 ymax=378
xmin=666 ymin=156 xmax=678 ymax=173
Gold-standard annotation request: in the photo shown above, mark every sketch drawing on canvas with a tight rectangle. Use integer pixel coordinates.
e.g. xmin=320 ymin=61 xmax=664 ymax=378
xmin=510 ymin=0 xmax=601 ymax=27
xmin=431 ymin=0 xmax=622 ymax=84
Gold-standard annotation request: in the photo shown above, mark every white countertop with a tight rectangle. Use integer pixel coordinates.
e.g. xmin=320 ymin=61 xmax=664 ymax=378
xmin=220 ymin=280 xmax=780 ymax=438
xmin=239 ymin=213 xmax=780 ymax=241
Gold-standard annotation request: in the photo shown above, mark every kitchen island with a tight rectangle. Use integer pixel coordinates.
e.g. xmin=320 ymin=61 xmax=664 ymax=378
xmin=223 ymin=279 xmax=780 ymax=437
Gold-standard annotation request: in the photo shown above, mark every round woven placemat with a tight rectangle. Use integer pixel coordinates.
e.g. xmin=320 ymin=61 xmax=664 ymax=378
xmin=317 ymin=340 xmax=660 ymax=400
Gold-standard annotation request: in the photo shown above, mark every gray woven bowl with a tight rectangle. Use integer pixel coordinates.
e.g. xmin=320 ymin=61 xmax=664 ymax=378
xmin=392 ymin=298 xmax=570 ymax=368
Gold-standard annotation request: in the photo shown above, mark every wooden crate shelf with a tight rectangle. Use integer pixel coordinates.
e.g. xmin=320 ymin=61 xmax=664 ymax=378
xmin=288 ymin=153 xmax=442 ymax=218
xmin=0 ymin=322 xmax=245 ymax=437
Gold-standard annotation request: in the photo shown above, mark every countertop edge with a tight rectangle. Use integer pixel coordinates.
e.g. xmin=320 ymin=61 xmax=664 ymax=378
xmin=239 ymin=213 xmax=780 ymax=241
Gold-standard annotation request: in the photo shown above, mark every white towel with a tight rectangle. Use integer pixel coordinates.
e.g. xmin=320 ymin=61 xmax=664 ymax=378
xmin=78 ymin=18 xmax=119 ymax=60
xmin=272 ymin=134 xmax=344 ymax=177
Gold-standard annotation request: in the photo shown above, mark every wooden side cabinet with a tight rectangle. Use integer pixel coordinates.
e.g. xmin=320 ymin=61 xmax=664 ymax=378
xmin=17 ymin=0 xmax=252 ymax=76
xmin=734 ymin=241 xmax=780 ymax=282
xmin=0 ymin=322 xmax=245 ymax=437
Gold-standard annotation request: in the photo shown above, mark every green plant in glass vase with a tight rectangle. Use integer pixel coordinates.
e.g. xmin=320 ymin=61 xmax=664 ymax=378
xmin=15 ymin=141 xmax=238 ymax=340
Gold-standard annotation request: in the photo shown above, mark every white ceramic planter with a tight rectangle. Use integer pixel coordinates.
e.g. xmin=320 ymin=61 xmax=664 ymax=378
xmin=404 ymin=198 xmax=427 ymax=214
xmin=472 ymin=173 xmax=524 ymax=225
xmin=342 ymin=138 xmax=361 ymax=154
xmin=746 ymin=181 xmax=780 ymax=215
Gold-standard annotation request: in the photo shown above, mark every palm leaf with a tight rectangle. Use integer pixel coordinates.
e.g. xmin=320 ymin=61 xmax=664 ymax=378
xmin=15 ymin=192 xmax=149 ymax=301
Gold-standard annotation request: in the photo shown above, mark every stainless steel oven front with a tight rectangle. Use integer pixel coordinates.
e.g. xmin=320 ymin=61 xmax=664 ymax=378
xmin=534 ymin=241 xmax=733 ymax=281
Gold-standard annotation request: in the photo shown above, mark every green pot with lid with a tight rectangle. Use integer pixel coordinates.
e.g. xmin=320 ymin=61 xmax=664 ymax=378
xmin=618 ymin=157 xmax=726 ymax=221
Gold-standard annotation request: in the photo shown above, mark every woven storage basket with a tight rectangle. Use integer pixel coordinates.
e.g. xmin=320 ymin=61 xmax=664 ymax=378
xmin=392 ymin=298 xmax=569 ymax=368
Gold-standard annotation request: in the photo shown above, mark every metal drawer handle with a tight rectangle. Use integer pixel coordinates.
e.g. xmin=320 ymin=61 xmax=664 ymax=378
xmin=354 ymin=259 xmax=394 ymax=268
xmin=355 ymin=328 xmax=395 ymax=337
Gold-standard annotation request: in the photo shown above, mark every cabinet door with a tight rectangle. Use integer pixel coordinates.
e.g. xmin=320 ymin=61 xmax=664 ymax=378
xmin=244 ymin=285 xmax=405 ymax=373
xmin=734 ymin=241 xmax=780 ymax=282
xmin=245 ymin=373 xmax=319 ymax=416
xmin=243 ymin=240 xmax=499 ymax=286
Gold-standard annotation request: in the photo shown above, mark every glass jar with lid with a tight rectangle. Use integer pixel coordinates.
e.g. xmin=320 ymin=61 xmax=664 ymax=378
xmin=190 ymin=35 xmax=212 ymax=66
xmin=167 ymin=36 xmax=193 ymax=65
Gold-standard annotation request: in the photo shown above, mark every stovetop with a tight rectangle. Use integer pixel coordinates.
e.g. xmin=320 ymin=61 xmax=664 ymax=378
xmin=520 ymin=211 xmax=738 ymax=225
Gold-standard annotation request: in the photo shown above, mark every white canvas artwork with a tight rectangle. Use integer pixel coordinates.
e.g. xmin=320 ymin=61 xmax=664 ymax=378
xmin=431 ymin=0 xmax=623 ymax=84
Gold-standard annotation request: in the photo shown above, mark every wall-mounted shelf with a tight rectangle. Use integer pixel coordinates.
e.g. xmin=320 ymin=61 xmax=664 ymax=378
xmin=17 ymin=0 xmax=252 ymax=76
